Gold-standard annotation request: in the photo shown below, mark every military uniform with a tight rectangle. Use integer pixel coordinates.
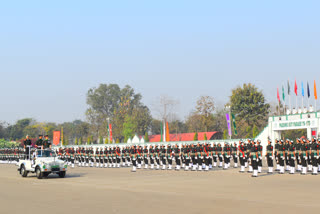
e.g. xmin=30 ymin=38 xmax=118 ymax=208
xmin=266 ymin=142 xmax=274 ymax=173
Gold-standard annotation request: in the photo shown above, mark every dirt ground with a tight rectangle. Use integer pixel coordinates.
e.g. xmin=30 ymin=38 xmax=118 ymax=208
xmin=0 ymin=164 xmax=319 ymax=214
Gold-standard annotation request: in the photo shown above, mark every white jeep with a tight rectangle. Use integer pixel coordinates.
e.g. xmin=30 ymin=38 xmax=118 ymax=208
xmin=17 ymin=148 xmax=67 ymax=179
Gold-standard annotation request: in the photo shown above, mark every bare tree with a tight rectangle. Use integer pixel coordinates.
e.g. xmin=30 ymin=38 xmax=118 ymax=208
xmin=196 ymin=96 xmax=215 ymax=132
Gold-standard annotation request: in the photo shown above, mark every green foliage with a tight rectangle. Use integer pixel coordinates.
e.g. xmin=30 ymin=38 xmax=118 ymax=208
xmin=282 ymin=129 xmax=307 ymax=140
xmin=116 ymin=139 xmax=120 ymax=144
xmin=223 ymin=130 xmax=228 ymax=139
xmin=245 ymin=126 xmax=252 ymax=138
xmin=75 ymin=137 xmax=78 ymax=145
xmin=230 ymin=83 xmax=270 ymax=138
xmin=63 ymin=137 xmax=69 ymax=146
xmin=99 ymin=135 xmax=103 ymax=144
xmin=252 ymin=125 xmax=259 ymax=138
xmin=104 ymin=137 xmax=109 ymax=144
xmin=123 ymin=115 xmax=136 ymax=143
xmin=79 ymin=137 xmax=82 ymax=145
xmin=193 ymin=132 xmax=198 ymax=141
xmin=204 ymin=133 xmax=207 ymax=141
xmin=87 ymin=136 xmax=91 ymax=145
xmin=144 ymin=132 xmax=149 ymax=142
xmin=86 ymin=84 xmax=152 ymax=142
xmin=0 ymin=139 xmax=21 ymax=148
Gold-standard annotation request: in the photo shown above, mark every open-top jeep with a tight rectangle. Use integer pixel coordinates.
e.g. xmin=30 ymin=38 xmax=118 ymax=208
xmin=18 ymin=148 xmax=67 ymax=179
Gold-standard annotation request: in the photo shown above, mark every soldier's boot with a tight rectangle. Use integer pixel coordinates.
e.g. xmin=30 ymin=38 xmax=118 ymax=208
xmin=176 ymin=165 xmax=180 ymax=171
xmin=156 ymin=165 xmax=160 ymax=170
xmin=209 ymin=164 xmax=212 ymax=169
xmin=117 ymin=164 xmax=120 ymax=168
xmin=248 ymin=166 xmax=253 ymax=173
xmin=234 ymin=163 xmax=238 ymax=168
xmin=104 ymin=163 xmax=108 ymax=168
xmin=90 ymin=162 xmax=94 ymax=167
xmin=279 ymin=166 xmax=285 ymax=174
xmin=162 ymin=165 xmax=166 ymax=170
xmin=82 ymin=162 xmax=85 ymax=167
xmin=86 ymin=163 xmax=89 ymax=167
xmin=112 ymin=163 xmax=116 ymax=168
xmin=240 ymin=166 xmax=245 ymax=173
xmin=276 ymin=164 xmax=280 ymax=171
xmin=252 ymin=170 xmax=258 ymax=177
xmin=258 ymin=166 xmax=262 ymax=173
xmin=218 ymin=162 xmax=223 ymax=168
xmin=318 ymin=165 xmax=320 ymax=172
xmin=297 ymin=165 xmax=301 ymax=172
xmin=245 ymin=162 xmax=248 ymax=168
xmin=308 ymin=165 xmax=312 ymax=172
xmin=71 ymin=163 xmax=74 ymax=168
xmin=96 ymin=162 xmax=99 ymax=168
xmin=223 ymin=163 xmax=228 ymax=170
xmin=192 ymin=165 xmax=196 ymax=171
xmin=151 ymin=164 xmax=154 ymax=170
xmin=138 ymin=164 xmax=141 ymax=169
xmin=198 ymin=165 xmax=202 ymax=171
xmin=122 ymin=163 xmax=126 ymax=167
xmin=182 ymin=164 xmax=185 ymax=168
xmin=131 ymin=166 xmax=136 ymax=172
xmin=185 ymin=166 xmax=189 ymax=171
xmin=312 ymin=167 xmax=318 ymax=175
xmin=202 ymin=163 xmax=205 ymax=169
xmin=100 ymin=163 xmax=103 ymax=168
xmin=301 ymin=167 xmax=307 ymax=175
xmin=127 ymin=162 xmax=131 ymax=167
xmin=213 ymin=162 xmax=217 ymax=167
xmin=205 ymin=165 xmax=209 ymax=171
xmin=290 ymin=166 xmax=295 ymax=174
xmin=189 ymin=163 xmax=192 ymax=169
xmin=168 ymin=165 xmax=172 ymax=170
xmin=144 ymin=164 xmax=148 ymax=169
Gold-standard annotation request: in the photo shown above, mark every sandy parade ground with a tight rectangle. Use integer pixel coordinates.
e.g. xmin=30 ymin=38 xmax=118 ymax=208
xmin=0 ymin=164 xmax=320 ymax=214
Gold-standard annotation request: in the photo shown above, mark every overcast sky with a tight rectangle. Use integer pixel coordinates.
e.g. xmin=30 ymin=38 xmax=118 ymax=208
xmin=1 ymin=1 xmax=319 ymax=124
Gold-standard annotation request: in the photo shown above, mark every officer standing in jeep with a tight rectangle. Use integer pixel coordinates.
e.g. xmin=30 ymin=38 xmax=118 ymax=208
xmin=23 ymin=135 xmax=32 ymax=159
xmin=43 ymin=135 xmax=52 ymax=149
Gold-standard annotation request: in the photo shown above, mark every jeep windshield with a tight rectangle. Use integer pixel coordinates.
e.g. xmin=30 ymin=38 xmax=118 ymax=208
xmin=37 ymin=150 xmax=56 ymax=158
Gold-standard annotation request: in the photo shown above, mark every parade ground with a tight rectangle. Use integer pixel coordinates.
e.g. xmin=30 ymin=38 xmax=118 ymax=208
xmin=0 ymin=164 xmax=319 ymax=214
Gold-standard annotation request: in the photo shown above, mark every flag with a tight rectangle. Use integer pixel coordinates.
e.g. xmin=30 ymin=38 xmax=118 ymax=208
xmin=301 ymin=82 xmax=304 ymax=97
xmin=287 ymin=80 xmax=290 ymax=95
xmin=307 ymin=82 xmax=310 ymax=98
xmin=166 ymin=121 xmax=170 ymax=142
xmin=231 ymin=113 xmax=237 ymax=136
xmin=315 ymin=80 xmax=318 ymax=100
xmin=225 ymin=113 xmax=232 ymax=137
xmin=277 ymin=88 xmax=280 ymax=102
xmin=294 ymin=79 xmax=298 ymax=96
xmin=160 ymin=122 xmax=163 ymax=142
xmin=109 ymin=124 xmax=112 ymax=142
xmin=53 ymin=131 xmax=61 ymax=146
xmin=282 ymin=86 xmax=285 ymax=101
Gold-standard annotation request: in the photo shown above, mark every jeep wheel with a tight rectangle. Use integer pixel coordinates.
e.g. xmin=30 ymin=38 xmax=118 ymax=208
xmin=36 ymin=167 xmax=43 ymax=179
xmin=20 ymin=165 xmax=28 ymax=177
xmin=58 ymin=171 xmax=66 ymax=178
xmin=43 ymin=172 xmax=49 ymax=178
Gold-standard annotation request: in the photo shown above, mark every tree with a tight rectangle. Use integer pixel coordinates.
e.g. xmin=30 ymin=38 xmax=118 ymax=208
xmin=123 ymin=115 xmax=137 ymax=143
xmin=75 ymin=137 xmax=78 ymax=145
xmin=144 ymin=132 xmax=149 ymax=142
xmin=196 ymin=96 xmax=215 ymax=132
xmin=252 ymin=125 xmax=259 ymax=138
xmin=193 ymin=132 xmax=198 ymax=141
xmin=204 ymin=133 xmax=207 ymax=141
xmin=86 ymin=84 xmax=151 ymax=141
xmin=150 ymin=119 xmax=162 ymax=135
xmin=99 ymin=135 xmax=103 ymax=144
xmin=79 ymin=137 xmax=82 ymax=145
xmin=186 ymin=112 xmax=204 ymax=132
xmin=230 ymin=83 xmax=270 ymax=138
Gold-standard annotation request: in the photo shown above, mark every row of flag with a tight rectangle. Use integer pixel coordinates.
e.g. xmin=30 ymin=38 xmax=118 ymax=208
xmin=277 ymin=80 xmax=318 ymax=102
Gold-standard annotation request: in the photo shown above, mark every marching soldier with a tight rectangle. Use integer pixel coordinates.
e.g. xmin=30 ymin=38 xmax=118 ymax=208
xmin=239 ymin=141 xmax=246 ymax=173
xmin=257 ymin=140 xmax=263 ymax=173
xmin=143 ymin=145 xmax=149 ymax=169
xmin=250 ymin=141 xmax=259 ymax=177
xmin=130 ymin=145 xmax=137 ymax=172
xmin=231 ymin=143 xmax=238 ymax=168
xmin=174 ymin=144 xmax=181 ymax=171
xmin=265 ymin=140 xmax=274 ymax=173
